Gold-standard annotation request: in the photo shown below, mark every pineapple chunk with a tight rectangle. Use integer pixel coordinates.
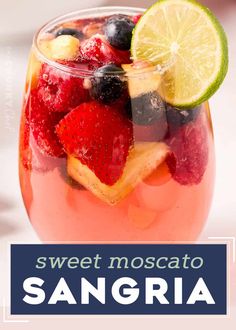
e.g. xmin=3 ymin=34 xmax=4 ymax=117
xmin=122 ymin=63 xmax=161 ymax=98
xmin=67 ymin=142 xmax=169 ymax=205
xmin=26 ymin=40 xmax=52 ymax=89
xmin=39 ymin=39 xmax=53 ymax=59
xmin=50 ymin=35 xmax=80 ymax=61
xmin=26 ymin=51 xmax=42 ymax=89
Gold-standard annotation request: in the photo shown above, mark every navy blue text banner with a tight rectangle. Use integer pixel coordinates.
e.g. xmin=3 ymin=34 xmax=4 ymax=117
xmin=11 ymin=244 xmax=227 ymax=315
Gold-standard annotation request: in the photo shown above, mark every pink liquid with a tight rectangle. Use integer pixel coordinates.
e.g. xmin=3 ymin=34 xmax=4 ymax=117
xmin=19 ymin=10 xmax=215 ymax=242
xmin=19 ymin=104 xmax=214 ymax=242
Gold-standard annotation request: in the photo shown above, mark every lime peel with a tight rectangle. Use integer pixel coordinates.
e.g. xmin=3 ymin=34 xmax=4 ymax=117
xmin=131 ymin=0 xmax=228 ymax=108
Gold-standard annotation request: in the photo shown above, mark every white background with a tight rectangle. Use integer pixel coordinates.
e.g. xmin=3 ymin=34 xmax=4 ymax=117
xmin=0 ymin=0 xmax=236 ymax=329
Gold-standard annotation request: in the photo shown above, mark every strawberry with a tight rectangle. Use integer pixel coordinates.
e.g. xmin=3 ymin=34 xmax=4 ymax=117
xmin=166 ymin=114 xmax=209 ymax=185
xmin=132 ymin=14 xmax=142 ymax=25
xmin=25 ymin=90 xmax=66 ymax=158
xmin=56 ymin=101 xmax=133 ymax=185
xmin=37 ymin=63 xmax=89 ymax=112
xmin=79 ymin=34 xmax=131 ymax=66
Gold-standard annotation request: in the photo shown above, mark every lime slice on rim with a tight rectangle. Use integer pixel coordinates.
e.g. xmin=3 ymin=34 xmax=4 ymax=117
xmin=131 ymin=0 xmax=228 ymax=108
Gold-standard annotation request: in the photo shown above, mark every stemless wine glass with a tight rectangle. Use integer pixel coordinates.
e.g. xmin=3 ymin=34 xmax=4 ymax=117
xmin=19 ymin=7 xmax=215 ymax=242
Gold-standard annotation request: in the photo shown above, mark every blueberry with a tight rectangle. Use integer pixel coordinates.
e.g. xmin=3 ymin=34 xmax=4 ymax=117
xmin=166 ymin=104 xmax=201 ymax=128
xmin=131 ymin=92 xmax=166 ymax=125
xmin=124 ymin=99 xmax=132 ymax=120
xmin=104 ymin=15 xmax=135 ymax=50
xmin=90 ymin=64 xmax=125 ymax=104
xmin=55 ymin=28 xmax=84 ymax=39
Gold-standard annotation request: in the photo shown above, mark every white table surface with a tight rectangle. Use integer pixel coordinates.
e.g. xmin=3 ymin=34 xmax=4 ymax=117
xmin=0 ymin=0 xmax=236 ymax=328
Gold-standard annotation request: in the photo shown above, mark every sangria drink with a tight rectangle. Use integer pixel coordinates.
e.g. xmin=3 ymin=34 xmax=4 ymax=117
xmin=19 ymin=2 xmax=228 ymax=242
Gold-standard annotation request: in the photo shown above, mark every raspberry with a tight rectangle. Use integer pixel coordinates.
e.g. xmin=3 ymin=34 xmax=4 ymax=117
xmin=26 ymin=90 xmax=66 ymax=158
xmin=132 ymin=14 xmax=142 ymax=25
xmin=56 ymin=101 xmax=133 ymax=185
xmin=166 ymin=114 xmax=209 ymax=185
xmin=19 ymin=103 xmax=31 ymax=170
xmin=21 ymin=138 xmax=63 ymax=172
xmin=37 ymin=63 xmax=89 ymax=112
xmin=80 ymin=35 xmax=131 ymax=66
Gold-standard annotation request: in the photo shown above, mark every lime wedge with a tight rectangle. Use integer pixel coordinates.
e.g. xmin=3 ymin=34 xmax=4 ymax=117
xmin=131 ymin=0 xmax=228 ymax=107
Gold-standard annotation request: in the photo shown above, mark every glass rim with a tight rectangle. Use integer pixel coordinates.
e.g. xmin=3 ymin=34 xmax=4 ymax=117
xmin=32 ymin=6 xmax=162 ymax=78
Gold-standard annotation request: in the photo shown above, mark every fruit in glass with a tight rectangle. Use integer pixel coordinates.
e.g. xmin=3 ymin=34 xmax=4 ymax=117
xmin=19 ymin=2 xmax=228 ymax=242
